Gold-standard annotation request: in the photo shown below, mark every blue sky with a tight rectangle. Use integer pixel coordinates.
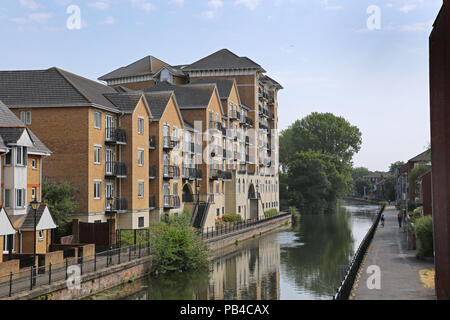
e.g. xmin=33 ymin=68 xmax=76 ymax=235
xmin=0 ymin=0 xmax=443 ymax=171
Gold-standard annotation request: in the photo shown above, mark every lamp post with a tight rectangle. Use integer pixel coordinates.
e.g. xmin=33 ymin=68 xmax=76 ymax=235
xmin=30 ymin=199 xmax=40 ymax=287
xmin=107 ymin=198 xmax=115 ymax=247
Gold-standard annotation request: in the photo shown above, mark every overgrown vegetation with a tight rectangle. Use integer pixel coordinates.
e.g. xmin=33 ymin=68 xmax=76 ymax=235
xmin=414 ymin=215 xmax=434 ymax=259
xmin=280 ymin=113 xmax=362 ymax=214
xmin=42 ymin=180 xmax=77 ymax=239
xmin=151 ymin=210 xmax=209 ymax=274
xmin=221 ymin=213 xmax=243 ymax=223
xmin=290 ymin=207 xmax=301 ymax=225
xmin=409 ymin=165 xmax=432 ymax=198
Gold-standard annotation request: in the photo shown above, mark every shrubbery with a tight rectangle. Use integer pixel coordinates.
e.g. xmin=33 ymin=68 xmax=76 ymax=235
xmin=221 ymin=213 xmax=243 ymax=223
xmin=264 ymin=209 xmax=278 ymax=218
xmin=150 ymin=210 xmax=209 ymax=273
xmin=414 ymin=215 xmax=434 ymax=258
xmin=290 ymin=207 xmax=301 ymax=224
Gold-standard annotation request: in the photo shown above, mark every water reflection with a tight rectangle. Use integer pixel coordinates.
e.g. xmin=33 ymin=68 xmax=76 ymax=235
xmin=90 ymin=201 xmax=379 ymax=300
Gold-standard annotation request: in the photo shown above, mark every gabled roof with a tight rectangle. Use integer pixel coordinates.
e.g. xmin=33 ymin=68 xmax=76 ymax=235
xmin=183 ymin=49 xmax=266 ymax=72
xmin=0 ymin=207 xmax=16 ymax=236
xmin=191 ymin=78 xmax=235 ymax=100
xmin=145 ymin=81 xmax=216 ymax=110
xmin=19 ymin=204 xmax=57 ymax=231
xmin=0 ymin=100 xmax=51 ymax=155
xmin=153 ymin=65 xmax=187 ymax=79
xmin=0 ymin=68 xmax=118 ymax=111
xmin=408 ymin=150 xmax=431 ymax=163
xmin=98 ymin=55 xmax=170 ymax=81
xmin=143 ymin=91 xmax=174 ymax=121
xmin=260 ymin=75 xmax=284 ymax=90
xmin=103 ymin=92 xmax=145 ymax=114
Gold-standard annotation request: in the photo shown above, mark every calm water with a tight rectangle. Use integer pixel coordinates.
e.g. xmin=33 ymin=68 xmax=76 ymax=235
xmin=88 ymin=201 xmax=380 ymax=300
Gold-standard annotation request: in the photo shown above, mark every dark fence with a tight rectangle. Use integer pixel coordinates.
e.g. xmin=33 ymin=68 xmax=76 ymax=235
xmin=333 ymin=204 xmax=386 ymax=300
xmin=0 ymin=242 xmax=151 ymax=299
xmin=201 ymin=212 xmax=291 ymax=240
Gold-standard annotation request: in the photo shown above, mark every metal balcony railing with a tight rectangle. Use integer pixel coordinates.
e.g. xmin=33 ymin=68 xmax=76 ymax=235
xmin=149 ymin=136 xmax=156 ymax=149
xmin=163 ymin=195 xmax=180 ymax=209
xmin=105 ymin=162 xmax=127 ymax=179
xmin=163 ymin=136 xmax=178 ymax=150
xmin=105 ymin=128 xmax=127 ymax=145
xmin=163 ymin=165 xmax=180 ymax=179
xmin=149 ymin=196 xmax=156 ymax=209
xmin=192 ymin=194 xmax=215 ymax=204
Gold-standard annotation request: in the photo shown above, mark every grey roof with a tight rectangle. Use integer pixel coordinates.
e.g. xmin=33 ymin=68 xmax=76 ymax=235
xmin=18 ymin=204 xmax=55 ymax=231
xmin=145 ymin=82 xmax=215 ymax=109
xmin=0 ymin=68 xmax=118 ymax=110
xmin=155 ymin=65 xmax=187 ymax=78
xmin=99 ymin=55 xmax=170 ymax=81
xmin=144 ymin=91 xmax=173 ymax=121
xmin=183 ymin=49 xmax=265 ymax=72
xmin=103 ymin=93 xmax=143 ymax=114
xmin=409 ymin=150 xmax=431 ymax=163
xmin=191 ymin=78 xmax=234 ymax=99
xmin=260 ymin=75 xmax=283 ymax=89
xmin=0 ymin=100 xmax=51 ymax=154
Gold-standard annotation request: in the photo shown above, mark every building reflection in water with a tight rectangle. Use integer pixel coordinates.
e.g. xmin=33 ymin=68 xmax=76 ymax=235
xmin=198 ymin=233 xmax=281 ymax=300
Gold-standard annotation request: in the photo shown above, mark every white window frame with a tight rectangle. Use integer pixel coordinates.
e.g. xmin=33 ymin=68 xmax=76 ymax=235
xmin=94 ymin=111 xmax=101 ymax=129
xmin=94 ymin=145 xmax=102 ymax=165
xmin=3 ymin=234 xmax=15 ymax=254
xmin=138 ymin=117 xmax=144 ymax=135
xmin=20 ymin=111 xmax=31 ymax=125
xmin=138 ymin=181 xmax=144 ymax=199
xmin=38 ymin=230 xmax=44 ymax=241
xmin=138 ymin=149 xmax=144 ymax=167
xmin=15 ymin=188 xmax=25 ymax=208
xmin=31 ymin=158 xmax=37 ymax=169
xmin=31 ymin=187 xmax=37 ymax=200
xmin=4 ymin=189 xmax=11 ymax=208
xmin=94 ymin=180 xmax=102 ymax=200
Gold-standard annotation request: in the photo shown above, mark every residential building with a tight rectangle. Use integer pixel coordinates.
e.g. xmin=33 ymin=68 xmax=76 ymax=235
xmin=0 ymin=68 xmax=153 ymax=241
xmin=429 ymin=0 xmax=450 ymax=299
xmin=0 ymin=100 xmax=56 ymax=258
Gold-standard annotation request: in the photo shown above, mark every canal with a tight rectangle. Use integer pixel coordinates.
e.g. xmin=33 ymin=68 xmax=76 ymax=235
xmin=87 ymin=200 xmax=381 ymax=300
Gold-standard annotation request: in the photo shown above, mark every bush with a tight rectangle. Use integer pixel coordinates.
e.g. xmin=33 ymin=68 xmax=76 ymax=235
xmin=414 ymin=216 xmax=434 ymax=258
xmin=222 ymin=213 xmax=243 ymax=223
xmin=290 ymin=207 xmax=300 ymax=224
xmin=264 ymin=209 xmax=278 ymax=218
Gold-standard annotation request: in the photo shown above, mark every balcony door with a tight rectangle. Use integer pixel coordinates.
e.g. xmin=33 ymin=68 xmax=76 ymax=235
xmin=106 ymin=115 xmax=114 ymax=140
xmin=163 ymin=183 xmax=170 ymax=207
xmin=106 ymin=182 xmax=114 ymax=210
xmin=106 ymin=148 xmax=115 ymax=175
xmin=163 ymin=153 xmax=170 ymax=177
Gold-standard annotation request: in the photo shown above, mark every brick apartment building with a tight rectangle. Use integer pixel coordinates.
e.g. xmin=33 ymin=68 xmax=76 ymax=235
xmin=430 ymin=0 xmax=450 ymax=300
xmin=0 ymin=48 xmax=282 ymax=244
xmin=0 ymin=101 xmax=56 ymax=262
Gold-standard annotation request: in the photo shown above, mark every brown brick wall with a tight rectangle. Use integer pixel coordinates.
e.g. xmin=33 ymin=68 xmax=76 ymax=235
xmin=429 ymin=2 xmax=450 ymax=299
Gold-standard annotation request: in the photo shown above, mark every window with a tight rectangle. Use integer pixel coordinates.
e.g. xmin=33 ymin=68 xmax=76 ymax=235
xmin=3 ymin=235 xmax=15 ymax=253
xmin=31 ymin=187 xmax=37 ymax=200
xmin=173 ymin=182 xmax=178 ymax=196
xmin=138 ymin=217 xmax=145 ymax=228
xmin=94 ymin=111 xmax=101 ymax=129
xmin=138 ymin=181 xmax=144 ymax=199
xmin=4 ymin=189 xmax=11 ymax=208
xmin=38 ymin=230 xmax=44 ymax=241
xmin=217 ymin=208 xmax=220 ymax=217
xmin=20 ymin=111 xmax=31 ymax=125
xmin=31 ymin=159 xmax=37 ymax=169
xmin=15 ymin=189 xmax=26 ymax=208
xmin=138 ymin=117 xmax=144 ymax=135
xmin=216 ymin=182 xmax=220 ymax=194
xmin=16 ymin=147 xmax=22 ymax=166
xmin=138 ymin=149 xmax=144 ymax=166
xmin=94 ymin=146 xmax=102 ymax=164
xmin=94 ymin=181 xmax=101 ymax=200
xmin=5 ymin=152 xmax=11 ymax=165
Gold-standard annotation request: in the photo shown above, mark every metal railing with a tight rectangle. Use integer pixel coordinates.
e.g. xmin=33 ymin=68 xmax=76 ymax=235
xmin=0 ymin=242 xmax=152 ymax=299
xmin=333 ymin=205 xmax=385 ymax=300
xmin=201 ymin=212 xmax=291 ymax=240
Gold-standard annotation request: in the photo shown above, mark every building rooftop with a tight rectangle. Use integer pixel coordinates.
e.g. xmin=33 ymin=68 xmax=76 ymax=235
xmin=408 ymin=150 xmax=431 ymax=163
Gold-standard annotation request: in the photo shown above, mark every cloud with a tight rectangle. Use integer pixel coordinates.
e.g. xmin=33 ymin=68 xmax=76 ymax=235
xmin=99 ymin=16 xmax=116 ymax=24
xmin=11 ymin=11 xmax=52 ymax=23
xmin=89 ymin=1 xmax=109 ymax=10
xmin=19 ymin=0 xmax=40 ymax=10
xmin=202 ymin=0 xmax=223 ymax=19
xmin=169 ymin=0 xmax=184 ymax=6
xmin=129 ymin=0 xmax=155 ymax=12
xmin=234 ymin=0 xmax=260 ymax=11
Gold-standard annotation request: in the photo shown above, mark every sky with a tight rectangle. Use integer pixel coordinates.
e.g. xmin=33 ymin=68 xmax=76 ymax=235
xmin=0 ymin=0 xmax=443 ymax=172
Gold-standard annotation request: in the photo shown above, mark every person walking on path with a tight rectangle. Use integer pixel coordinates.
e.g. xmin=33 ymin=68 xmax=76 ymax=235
xmin=397 ymin=211 xmax=403 ymax=228
xmin=381 ymin=214 xmax=386 ymax=227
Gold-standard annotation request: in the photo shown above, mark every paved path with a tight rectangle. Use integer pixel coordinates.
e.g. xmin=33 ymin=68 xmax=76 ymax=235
xmin=352 ymin=206 xmax=436 ymax=300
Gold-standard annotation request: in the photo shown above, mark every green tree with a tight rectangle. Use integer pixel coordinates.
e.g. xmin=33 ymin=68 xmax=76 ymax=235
xmin=354 ymin=177 xmax=370 ymax=197
xmin=42 ymin=180 xmax=77 ymax=237
xmin=389 ymin=161 xmax=405 ymax=174
xmin=280 ymin=112 xmax=362 ymax=169
xmin=351 ymin=167 xmax=371 ymax=181
xmin=408 ymin=165 xmax=432 ymax=198
xmin=382 ymin=175 xmax=396 ymax=201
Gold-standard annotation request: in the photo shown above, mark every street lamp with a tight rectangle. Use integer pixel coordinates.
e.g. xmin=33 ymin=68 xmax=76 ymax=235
xmin=30 ymin=199 xmax=40 ymax=287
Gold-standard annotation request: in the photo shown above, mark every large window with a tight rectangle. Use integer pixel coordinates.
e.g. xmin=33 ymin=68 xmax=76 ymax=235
xmin=16 ymin=147 xmax=27 ymax=166
xmin=3 ymin=234 xmax=15 ymax=253
xmin=94 ymin=146 xmax=102 ymax=164
xmin=4 ymin=189 xmax=11 ymax=208
xmin=15 ymin=188 xmax=26 ymax=208
xmin=138 ymin=149 xmax=144 ymax=166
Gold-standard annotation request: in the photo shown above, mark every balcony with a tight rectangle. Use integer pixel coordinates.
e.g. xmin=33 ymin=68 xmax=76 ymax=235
xmin=163 ymin=165 xmax=180 ymax=179
xmin=192 ymin=194 xmax=215 ymax=204
xmin=105 ymin=197 xmax=128 ymax=212
xmin=149 ymin=136 xmax=156 ymax=149
xmin=245 ymin=136 xmax=251 ymax=145
xmin=163 ymin=195 xmax=181 ymax=209
xmin=220 ymin=170 xmax=233 ymax=181
xmin=149 ymin=165 xmax=157 ymax=179
xmin=163 ymin=136 xmax=178 ymax=150
xmin=245 ymin=117 xmax=254 ymax=127
xmin=105 ymin=128 xmax=127 ymax=145
xmin=105 ymin=162 xmax=127 ymax=179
